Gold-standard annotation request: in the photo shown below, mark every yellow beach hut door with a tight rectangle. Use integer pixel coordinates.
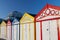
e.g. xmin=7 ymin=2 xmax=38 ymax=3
xmin=20 ymin=13 xmax=34 ymax=40
xmin=12 ymin=18 xmax=19 ymax=40
xmin=7 ymin=20 xmax=12 ymax=40
xmin=1 ymin=21 xmax=6 ymax=39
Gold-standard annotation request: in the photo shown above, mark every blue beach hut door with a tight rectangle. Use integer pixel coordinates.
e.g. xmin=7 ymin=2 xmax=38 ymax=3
xmin=12 ymin=19 xmax=19 ymax=40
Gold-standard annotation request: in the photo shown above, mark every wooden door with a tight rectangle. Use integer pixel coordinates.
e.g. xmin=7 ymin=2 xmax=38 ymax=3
xmin=24 ymin=24 xmax=29 ymax=40
xmin=42 ymin=21 xmax=50 ymax=40
xmin=12 ymin=25 xmax=19 ymax=40
xmin=29 ymin=23 xmax=34 ymax=40
xmin=1 ymin=26 xmax=6 ymax=39
xmin=42 ymin=20 xmax=58 ymax=40
xmin=20 ymin=24 xmax=23 ymax=40
xmin=7 ymin=26 xmax=11 ymax=40
xmin=50 ymin=20 xmax=58 ymax=40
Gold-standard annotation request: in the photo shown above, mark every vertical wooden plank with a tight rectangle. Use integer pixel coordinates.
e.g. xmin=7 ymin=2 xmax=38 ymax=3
xmin=50 ymin=20 xmax=58 ymax=40
xmin=58 ymin=19 xmax=60 ymax=40
xmin=0 ymin=21 xmax=6 ymax=39
xmin=29 ymin=23 xmax=34 ymax=40
xmin=20 ymin=24 xmax=23 ymax=40
xmin=12 ymin=24 xmax=19 ymax=40
xmin=24 ymin=23 xmax=29 ymax=40
xmin=36 ymin=22 xmax=41 ymax=40
xmin=22 ymin=24 xmax=24 ymax=40
xmin=42 ymin=21 xmax=50 ymax=40
xmin=7 ymin=20 xmax=12 ymax=40
xmin=16 ymin=24 xmax=19 ymax=40
xmin=7 ymin=26 xmax=11 ymax=40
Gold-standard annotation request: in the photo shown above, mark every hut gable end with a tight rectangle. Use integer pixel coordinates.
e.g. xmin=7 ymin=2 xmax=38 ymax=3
xmin=1 ymin=21 xmax=6 ymax=26
xmin=12 ymin=18 xmax=19 ymax=24
xmin=36 ymin=4 xmax=60 ymax=21
xmin=20 ymin=13 xmax=34 ymax=23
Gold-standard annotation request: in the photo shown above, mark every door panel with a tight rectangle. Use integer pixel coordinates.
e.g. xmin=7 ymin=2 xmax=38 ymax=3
xmin=23 ymin=24 xmax=29 ymax=40
xmin=7 ymin=26 xmax=11 ymax=40
xmin=50 ymin=20 xmax=58 ymax=40
xmin=36 ymin=22 xmax=41 ymax=40
xmin=42 ymin=21 xmax=50 ymax=40
xmin=12 ymin=25 xmax=18 ymax=40
xmin=24 ymin=24 xmax=27 ymax=40
xmin=20 ymin=24 xmax=23 ymax=40
xmin=14 ymin=25 xmax=17 ymax=40
xmin=1 ymin=26 xmax=6 ymax=39
xmin=30 ymin=23 xmax=34 ymax=40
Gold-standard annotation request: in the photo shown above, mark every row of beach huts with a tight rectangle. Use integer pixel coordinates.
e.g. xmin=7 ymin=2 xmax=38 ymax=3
xmin=0 ymin=4 xmax=60 ymax=40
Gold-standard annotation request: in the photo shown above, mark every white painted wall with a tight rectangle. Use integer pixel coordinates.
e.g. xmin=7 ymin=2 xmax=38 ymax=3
xmin=36 ymin=22 xmax=41 ymax=40
xmin=7 ymin=26 xmax=11 ymax=40
xmin=50 ymin=20 xmax=58 ymax=40
xmin=12 ymin=25 xmax=19 ymax=40
xmin=42 ymin=21 xmax=50 ymax=40
xmin=20 ymin=24 xmax=23 ymax=40
xmin=20 ymin=23 xmax=34 ymax=40
xmin=30 ymin=23 xmax=34 ymax=40
xmin=1 ymin=26 xmax=6 ymax=39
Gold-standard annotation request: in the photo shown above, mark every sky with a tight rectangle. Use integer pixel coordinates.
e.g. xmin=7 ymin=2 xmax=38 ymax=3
xmin=0 ymin=0 xmax=60 ymax=18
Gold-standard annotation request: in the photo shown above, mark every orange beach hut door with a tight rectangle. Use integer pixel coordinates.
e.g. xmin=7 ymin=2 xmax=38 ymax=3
xmin=7 ymin=20 xmax=12 ymax=40
xmin=35 ymin=4 xmax=60 ymax=40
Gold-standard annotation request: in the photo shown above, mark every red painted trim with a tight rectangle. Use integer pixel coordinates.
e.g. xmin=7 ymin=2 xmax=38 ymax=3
xmin=37 ymin=17 xmax=60 ymax=22
xmin=57 ymin=19 xmax=60 ymax=40
xmin=40 ymin=21 xmax=42 ymax=40
xmin=35 ymin=4 xmax=48 ymax=18
xmin=57 ymin=20 xmax=59 ymax=40
xmin=34 ymin=17 xmax=36 ymax=40
xmin=35 ymin=4 xmax=60 ymax=20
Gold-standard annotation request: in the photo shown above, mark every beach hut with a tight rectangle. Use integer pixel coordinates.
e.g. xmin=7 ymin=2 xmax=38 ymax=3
xmin=0 ymin=19 xmax=3 ymax=38
xmin=0 ymin=20 xmax=7 ymax=39
xmin=6 ymin=19 xmax=12 ymax=40
xmin=12 ymin=18 xmax=19 ymax=40
xmin=35 ymin=4 xmax=60 ymax=40
xmin=20 ymin=12 xmax=35 ymax=40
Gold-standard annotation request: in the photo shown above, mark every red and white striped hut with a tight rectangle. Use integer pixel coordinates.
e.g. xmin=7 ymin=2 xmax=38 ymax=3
xmin=35 ymin=4 xmax=60 ymax=40
xmin=6 ymin=19 xmax=12 ymax=40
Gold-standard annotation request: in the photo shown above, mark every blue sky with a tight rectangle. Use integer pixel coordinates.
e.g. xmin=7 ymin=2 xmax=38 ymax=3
xmin=0 ymin=0 xmax=60 ymax=18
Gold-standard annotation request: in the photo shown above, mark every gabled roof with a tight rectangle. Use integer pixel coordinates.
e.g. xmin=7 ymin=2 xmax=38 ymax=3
xmin=6 ymin=19 xmax=11 ymax=26
xmin=12 ymin=17 xmax=19 ymax=24
xmin=20 ymin=12 xmax=34 ymax=23
xmin=0 ymin=20 xmax=6 ymax=26
xmin=35 ymin=4 xmax=60 ymax=21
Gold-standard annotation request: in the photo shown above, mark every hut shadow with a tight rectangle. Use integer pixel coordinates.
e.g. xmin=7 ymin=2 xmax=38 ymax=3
xmin=0 ymin=38 xmax=6 ymax=40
